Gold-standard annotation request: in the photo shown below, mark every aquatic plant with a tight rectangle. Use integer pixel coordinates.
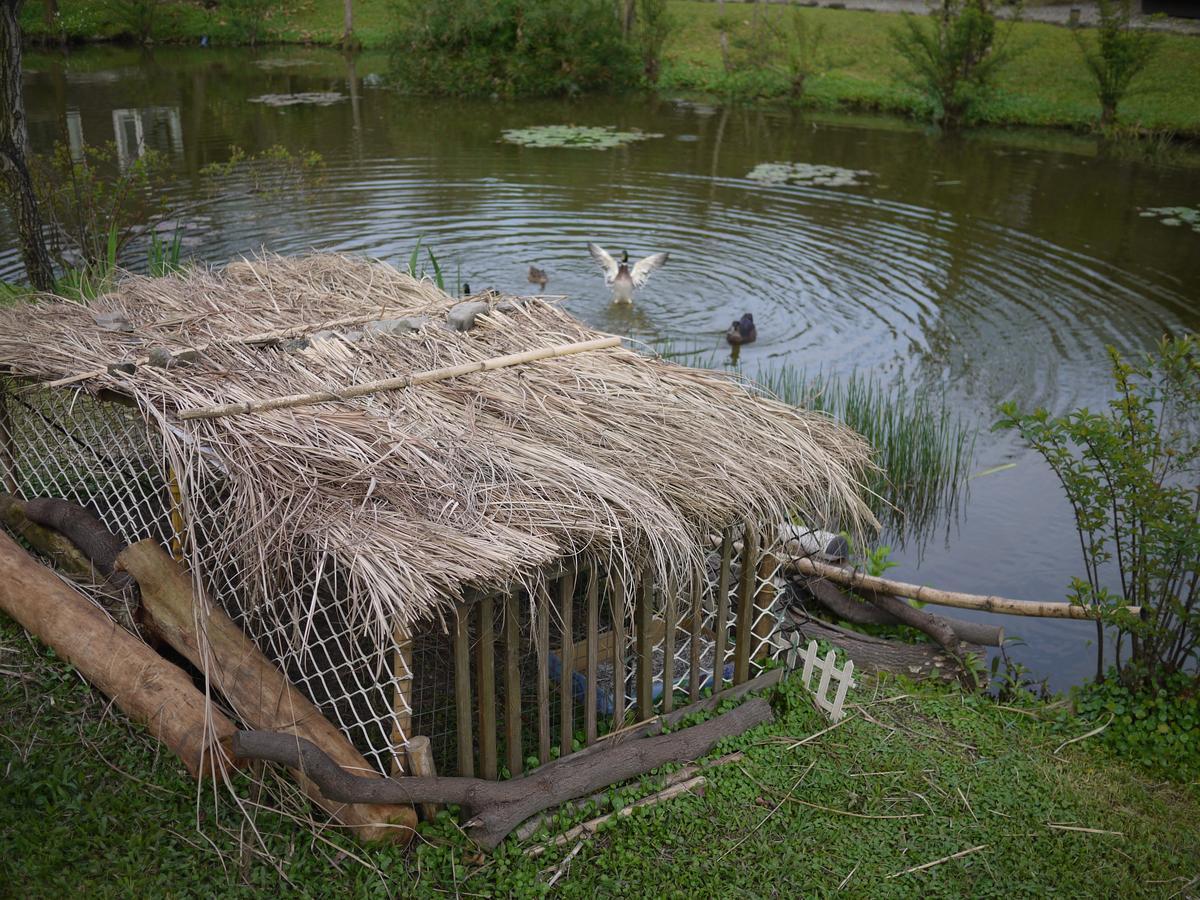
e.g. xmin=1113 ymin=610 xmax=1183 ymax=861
xmin=1075 ymin=0 xmax=1162 ymax=129
xmin=247 ymin=92 xmax=345 ymax=107
xmin=746 ymin=162 xmax=873 ymax=188
xmin=1140 ymin=206 xmax=1200 ymax=233
xmin=757 ymin=365 xmax=975 ymax=542
xmin=501 ymin=125 xmax=663 ymax=150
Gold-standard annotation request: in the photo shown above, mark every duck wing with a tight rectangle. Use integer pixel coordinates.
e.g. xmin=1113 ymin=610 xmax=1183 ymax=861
xmin=587 ymin=243 xmax=619 ymax=285
xmin=629 ymin=252 xmax=669 ymax=288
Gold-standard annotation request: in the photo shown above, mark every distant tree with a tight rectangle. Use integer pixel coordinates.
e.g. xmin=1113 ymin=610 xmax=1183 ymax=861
xmin=0 ymin=0 xmax=55 ymax=291
xmin=342 ymin=0 xmax=353 ymax=45
xmin=1075 ymin=0 xmax=1162 ymax=129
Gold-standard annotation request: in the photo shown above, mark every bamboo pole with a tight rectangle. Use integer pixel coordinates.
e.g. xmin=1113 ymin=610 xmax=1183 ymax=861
xmin=476 ymin=594 xmax=497 ymax=780
xmin=390 ymin=628 xmax=413 ymax=776
xmin=714 ymin=529 xmax=732 ymax=691
xmin=178 ymin=336 xmax=622 ymax=420
xmin=610 ymin=569 xmax=626 ymax=728
xmin=585 ymin=566 xmax=599 ymax=745
xmin=558 ymin=567 xmax=576 ymax=758
xmin=504 ymin=591 xmax=523 ymax=777
xmin=791 ymin=557 xmax=1141 ymax=620
xmin=453 ymin=601 xmax=474 ymax=778
xmin=662 ymin=578 xmax=677 ymax=714
xmin=734 ymin=523 xmax=758 ymax=685
xmin=637 ymin=565 xmax=654 ymax=721
xmin=688 ymin=569 xmax=702 ymax=703
xmin=537 ymin=581 xmax=551 ymax=765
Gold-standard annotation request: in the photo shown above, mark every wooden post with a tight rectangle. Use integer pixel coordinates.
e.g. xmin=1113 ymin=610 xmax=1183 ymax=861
xmin=453 ymin=601 xmax=474 ymax=778
xmin=536 ymin=581 xmax=551 ymax=765
xmin=734 ymin=523 xmax=759 ymax=685
xmin=476 ymin=594 xmax=497 ymax=780
xmin=390 ymin=627 xmax=413 ymax=776
xmin=585 ymin=565 xmax=599 ymax=745
xmin=0 ymin=383 xmax=17 ymax=495
xmin=662 ymin=577 xmax=677 ymax=714
xmin=610 ymin=569 xmax=626 ymax=728
xmin=405 ymin=736 xmax=440 ymax=821
xmin=504 ymin=591 xmax=523 ymax=777
xmin=713 ymin=529 xmax=732 ymax=692
xmin=558 ymin=567 xmax=577 ymax=758
xmin=688 ymin=569 xmax=702 ymax=703
xmin=753 ymin=552 xmax=778 ymax=661
xmin=637 ymin=564 xmax=654 ymax=721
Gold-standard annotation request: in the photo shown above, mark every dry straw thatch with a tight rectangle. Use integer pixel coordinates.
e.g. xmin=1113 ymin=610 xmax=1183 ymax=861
xmin=0 ymin=254 xmax=876 ymax=644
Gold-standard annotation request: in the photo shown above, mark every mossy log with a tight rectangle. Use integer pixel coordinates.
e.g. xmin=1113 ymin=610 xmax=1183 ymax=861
xmin=0 ymin=530 xmax=237 ymax=779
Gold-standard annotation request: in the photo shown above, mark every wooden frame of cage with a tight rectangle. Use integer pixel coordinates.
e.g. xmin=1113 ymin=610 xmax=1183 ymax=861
xmin=426 ymin=523 xmax=780 ymax=780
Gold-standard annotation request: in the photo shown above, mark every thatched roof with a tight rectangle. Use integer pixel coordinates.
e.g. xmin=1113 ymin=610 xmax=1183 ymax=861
xmin=0 ymin=254 xmax=875 ymax=639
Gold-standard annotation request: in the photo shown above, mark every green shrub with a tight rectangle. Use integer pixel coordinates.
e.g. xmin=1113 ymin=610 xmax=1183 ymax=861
xmin=890 ymin=0 xmax=1021 ymax=128
xmin=388 ymin=0 xmax=641 ymax=97
xmin=636 ymin=0 xmax=675 ymax=86
xmin=222 ymin=0 xmax=274 ymax=46
xmin=998 ymin=335 xmax=1199 ymax=689
xmin=110 ymin=0 xmax=160 ymax=43
xmin=1075 ymin=0 xmax=1162 ymax=128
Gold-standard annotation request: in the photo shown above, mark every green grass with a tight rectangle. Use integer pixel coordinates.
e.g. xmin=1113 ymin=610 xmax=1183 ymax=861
xmin=3 ymin=613 xmax=1197 ymax=896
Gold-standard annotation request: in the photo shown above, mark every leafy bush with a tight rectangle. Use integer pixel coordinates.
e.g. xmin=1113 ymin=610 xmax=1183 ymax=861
xmin=388 ymin=0 xmax=641 ymax=98
xmin=998 ymin=335 xmax=1199 ymax=689
xmin=1073 ymin=673 xmax=1198 ymax=781
xmin=724 ymin=6 xmax=830 ymax=101
xmin=1075 ymin=0 xmax=1162 ymax=129
xmin=111 ymin=0 xmax=161 ymax=43
xmin=222 ymin=0 xmax=274 ymax=46
xmin=636 ymin=0 xmax=675 ymax=86
xmin=890 ymin=0 xmax=1021 ymax=129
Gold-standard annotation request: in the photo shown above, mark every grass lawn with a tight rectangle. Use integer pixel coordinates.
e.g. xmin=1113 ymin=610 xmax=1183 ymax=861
xmin=18 ymin=1 xmax=1200 ymax=135
xmin=3 ymin=613 xmax=1197 ymax=897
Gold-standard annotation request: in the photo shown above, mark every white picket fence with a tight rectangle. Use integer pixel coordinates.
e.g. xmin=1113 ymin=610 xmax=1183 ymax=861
xmin=786 ymin=636 xmax=855 ymax=722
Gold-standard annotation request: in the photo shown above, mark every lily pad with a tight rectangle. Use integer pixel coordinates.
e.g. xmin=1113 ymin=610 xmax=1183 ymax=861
xmin=746 ymin=162 xmax=874 ymax=188
xmin=252 ymin=58 xmax=318 ymax=70
xmin=248 ymin=92 xmax=345 ymax=107
xmin=1140 ymin=206 xmax=1200 ymax=233
xmin=500 ymin=125 xmax=663 ymax=150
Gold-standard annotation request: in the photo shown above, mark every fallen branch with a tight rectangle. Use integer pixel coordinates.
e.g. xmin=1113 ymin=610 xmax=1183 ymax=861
xmin=861 ymin=590 xmax=970 ymax=677
xmin=1053 ymin=714 xmax=1113 ymax=756
xmin=791 ymin=556 xmax=1139 ymax=620
xmin=178 ymin=336 xmax=622 ymax=420
xmin=233 ymin=696 xmax=774 ymax=850
xmin=888 ymin=844 xmax=988 ymax=878
xmin=527 ymin=775 xmax=708 ymax=859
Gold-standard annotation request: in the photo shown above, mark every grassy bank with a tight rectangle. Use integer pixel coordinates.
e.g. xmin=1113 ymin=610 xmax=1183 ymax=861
xmin=3 ymin=614 xmax=1197 ymax=896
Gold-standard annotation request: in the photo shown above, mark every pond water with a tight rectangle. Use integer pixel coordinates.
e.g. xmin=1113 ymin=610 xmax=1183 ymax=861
xmin=8 ymin=46 xmax=1200 ymax=690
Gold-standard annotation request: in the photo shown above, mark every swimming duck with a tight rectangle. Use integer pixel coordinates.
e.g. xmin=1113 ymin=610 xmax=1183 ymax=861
xmin=587 ymin=243 xmax=669 ymax=304
xmin=726 ymin=313 xmax=757 ymax=345
xmin=528 ymin=265 xmax=549 ymax=292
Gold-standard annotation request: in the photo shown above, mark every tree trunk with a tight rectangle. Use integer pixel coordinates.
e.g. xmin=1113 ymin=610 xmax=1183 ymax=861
xmin=0 ymin=530 xmax=238 ymax=778
xmin=622 ymin=0 xmax=636 ymax=38
xmin=342 ymin=0 xmax=352 ymax=43
xmin=0 ymin=0 xmax=55 ymax=292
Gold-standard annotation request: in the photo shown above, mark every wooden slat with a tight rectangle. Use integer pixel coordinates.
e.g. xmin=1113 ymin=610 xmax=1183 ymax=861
xmin=688 ymin=569 xmax=702 ymax=703
xmin=536 ymin=582 xmax=551 ymax=765
xmin=453 ymin=601 xmax=474 ymax=777
xmin=559 ymin=566 xmax=577 ymax=758
xmin=0 ymin=385 xmax=16 ymax=495
xmin=504 ymin=591 xmax=523 ymax=777
xmin=610 ymin=569 xmax=626 ymax=728
xmin=475 ymin=594 xmax=497 ymax=780
xmin=390 ymin=627 xmax=414 ymax=775
xmin=713 ymin=529 xmax=732 ymax=692
xmin=753 ymin=552 xmax=778 ymax=660
xmin=637 ymin=564 xmax=654 ymax=721
xmin=585 ymin=566 xmax=599 ymax=745
xmin=661 ymin=578 xmax=677 ymax=713
xmin=734 ymin=524 xmax=759 ymax=685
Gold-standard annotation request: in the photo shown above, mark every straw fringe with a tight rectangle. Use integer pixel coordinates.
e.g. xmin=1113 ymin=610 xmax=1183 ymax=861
xmin=0 ymin=253 xmax=877 ymax=646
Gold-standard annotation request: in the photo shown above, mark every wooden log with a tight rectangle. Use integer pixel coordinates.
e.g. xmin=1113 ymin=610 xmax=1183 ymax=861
xmin=536 ymin=581 xmax=551 ymax=765
xmin=797 ymin=576 xmax=1004 ymax=647
xmin=0 ymin=531 xmax=236 ymax=779
xmin=688 ymin=570 xmax=702 ymax=703
xmin=476 ymin=594 xmax=497 ymax=780
xmin=179 ymin=336 xmax=623 ymax=420
xmin=662 ymin=577 xmax=676 ymax=714
xmin=503 ymin=591 xmax=523 ymax=777
xmin=713 ymin=529 xmax=732 ymax=691
xmin=609 ymin=569 xmax=626 ymax=728
xmin=585 ymin=566 xmax=599 ymax=745
xmin=0 ymin=492 xmax=97 ymax=581
xmin=863 ymin=590 xmax=968 ymax=668
xmin=733 ymin=524 xmax=758 ymax=685
xmin=116 ymin=540 xmax=415 ymax=843
xmin=636 ymin=565 xmax=654 ymax=721
xmin=453 ymin=601 xmax=474 ymax=778
xmin=232 ymin=696 xmax=774 ymax=850
xmin=790 ymin=557 xmax=1140 ymax=619
xmin=558 ymin=567 xmax=576 ymax=758
xmin=406 ymin=736 xmax=441 ymax=822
